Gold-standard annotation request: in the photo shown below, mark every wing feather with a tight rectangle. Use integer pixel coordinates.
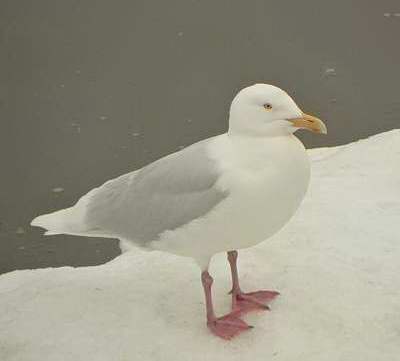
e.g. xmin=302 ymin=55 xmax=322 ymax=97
xmin=85 ymin=138 xmax=227 ymax=244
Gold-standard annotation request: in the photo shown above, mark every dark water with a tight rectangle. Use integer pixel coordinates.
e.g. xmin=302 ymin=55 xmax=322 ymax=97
xmin=1 ymin=0 xmax=399 ymax=274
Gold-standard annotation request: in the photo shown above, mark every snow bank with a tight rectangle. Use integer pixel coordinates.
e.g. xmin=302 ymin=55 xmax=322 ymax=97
xmin=1 ymin=130 xmax=400 ymax=361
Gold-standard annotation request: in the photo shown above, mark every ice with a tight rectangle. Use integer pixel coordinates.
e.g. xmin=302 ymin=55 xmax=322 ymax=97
xmin=383 ymin=13 xmax=400 ymax=17
xmin=71 ymin=123 xmax=81 ymax=134
xmin=52 ymin=187 xmax=64 ymax=193
xmin=1 ymin=130 xmax=400 ymax=361
xmin=323 ymin=68 xmax=336 ymax=76
xmin=15 ymin=227 xmax=25 ymax=235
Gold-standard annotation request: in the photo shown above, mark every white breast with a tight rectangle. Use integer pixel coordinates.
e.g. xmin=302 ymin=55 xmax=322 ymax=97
xmin=154 ymin=134 xmax=310 ymax=266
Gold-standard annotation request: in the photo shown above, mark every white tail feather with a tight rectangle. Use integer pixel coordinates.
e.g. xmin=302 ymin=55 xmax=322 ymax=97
xmin=31 ymin=206 xmax=88 ymax=235
xmin=30 ymin=185 xmax=102 ymax=236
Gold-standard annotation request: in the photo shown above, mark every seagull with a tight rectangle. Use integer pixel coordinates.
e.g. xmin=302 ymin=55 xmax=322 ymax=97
xmin=31 ymin=84 xmax=327 ymax=340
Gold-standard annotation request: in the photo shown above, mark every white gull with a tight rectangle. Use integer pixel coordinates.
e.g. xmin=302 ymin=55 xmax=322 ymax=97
xmin=31 ymin=83 xmax=327 ymax=339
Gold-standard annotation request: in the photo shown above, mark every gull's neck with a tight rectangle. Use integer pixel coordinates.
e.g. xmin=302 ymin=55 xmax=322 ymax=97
xmin=214 ymin=132 xmax=305 ymax=172
xmin=227 ymin=132 xmax=298 ymax=148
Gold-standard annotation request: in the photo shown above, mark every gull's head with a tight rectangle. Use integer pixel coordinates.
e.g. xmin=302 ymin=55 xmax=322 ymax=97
xmin=228 ymin=83 xmax=327 ymax=137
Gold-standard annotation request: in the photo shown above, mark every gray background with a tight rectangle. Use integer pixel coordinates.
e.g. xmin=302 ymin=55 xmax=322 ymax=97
xmin=1 ymin=0 xmax=399 ymax=274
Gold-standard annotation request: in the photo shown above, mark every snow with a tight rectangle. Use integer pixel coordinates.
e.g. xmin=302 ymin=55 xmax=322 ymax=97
xmin=1 ymin=130 xmax=400 ymax=361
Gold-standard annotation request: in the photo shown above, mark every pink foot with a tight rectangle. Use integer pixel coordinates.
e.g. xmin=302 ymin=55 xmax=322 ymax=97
xmin=232 ymin=290 xmax=280 ymax=314
xmin=208 ymin=312 xmax=253 ymax=340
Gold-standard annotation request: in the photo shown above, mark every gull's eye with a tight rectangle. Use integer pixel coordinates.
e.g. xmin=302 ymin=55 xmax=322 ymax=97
xmin=263 ymin=103 xmax=272 ymax=110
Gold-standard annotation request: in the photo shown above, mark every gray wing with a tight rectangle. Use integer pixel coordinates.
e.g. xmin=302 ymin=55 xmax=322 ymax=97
xmin=84 ymin=137 xmax=228 ymax=244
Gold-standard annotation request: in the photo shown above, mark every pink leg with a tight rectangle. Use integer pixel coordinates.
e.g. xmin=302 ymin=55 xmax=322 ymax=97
xmin=201 ymin=270 xmax=252 ymax=340
xmin=227 ymin=250 xmax=279 ymax=314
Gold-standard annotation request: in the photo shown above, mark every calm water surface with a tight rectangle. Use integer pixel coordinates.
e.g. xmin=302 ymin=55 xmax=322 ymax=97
xmin=1 ymin=0 xmax=399 ymax=273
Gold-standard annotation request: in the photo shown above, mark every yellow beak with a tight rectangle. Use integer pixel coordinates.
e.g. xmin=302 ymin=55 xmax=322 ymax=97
xmin=289 ymin=113 xmax=327 ymax=134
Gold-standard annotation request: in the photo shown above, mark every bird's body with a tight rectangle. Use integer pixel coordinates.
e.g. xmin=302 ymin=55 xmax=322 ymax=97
xmin=32 ymin=132 xmax=309 ymax=268
xmin=152 ymin=133 xmax=310 ymax=268
xmin=32 ymin=84 xmax=326 ymax=339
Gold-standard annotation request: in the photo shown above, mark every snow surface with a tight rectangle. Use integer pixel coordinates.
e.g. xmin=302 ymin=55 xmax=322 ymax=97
xmin=1 ymin=130 xmax=400 ymax=361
